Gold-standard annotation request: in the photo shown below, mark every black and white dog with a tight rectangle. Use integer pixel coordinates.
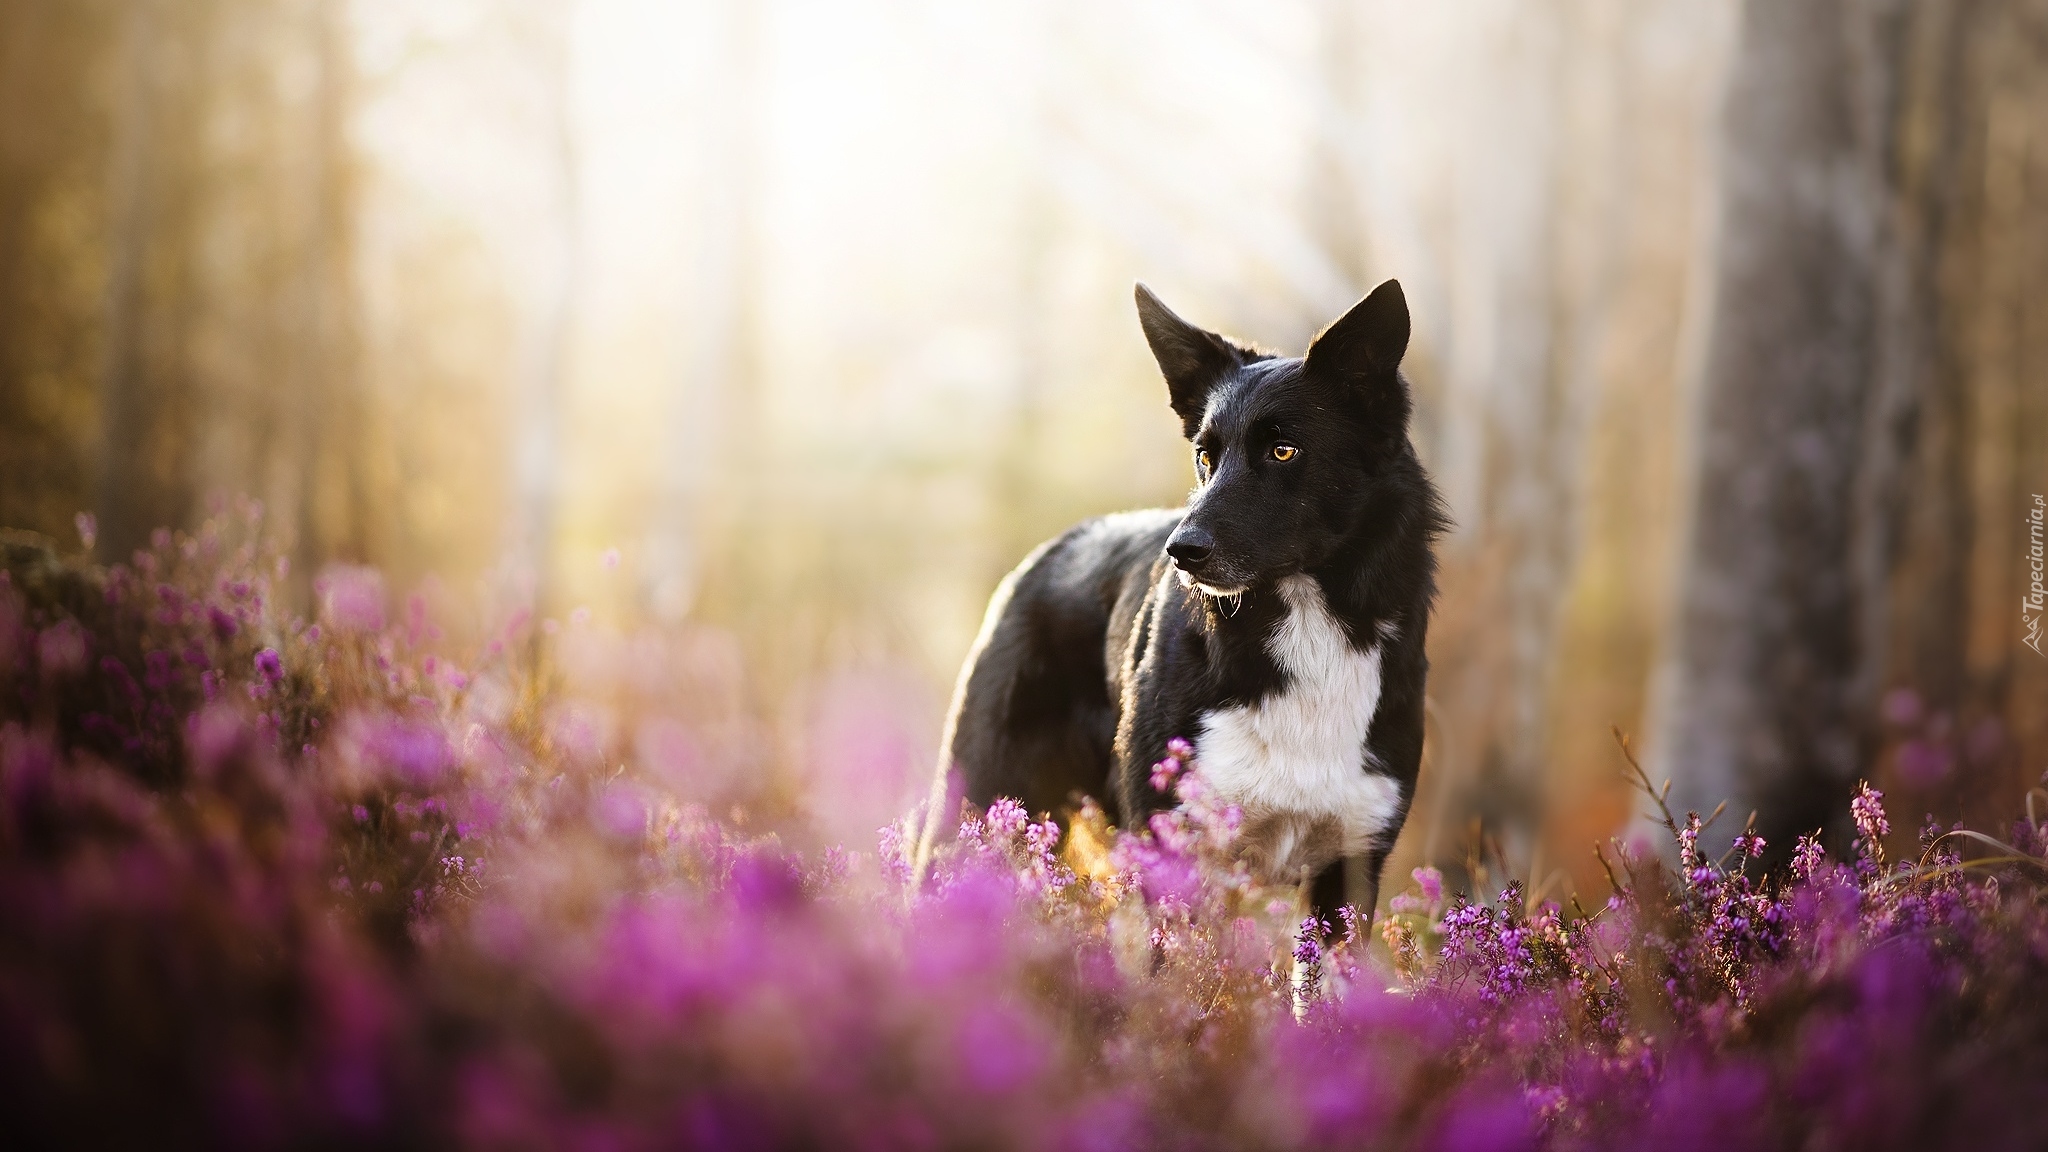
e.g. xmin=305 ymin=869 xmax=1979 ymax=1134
xmin=933 ymin=280 xmax=1446 ymax=925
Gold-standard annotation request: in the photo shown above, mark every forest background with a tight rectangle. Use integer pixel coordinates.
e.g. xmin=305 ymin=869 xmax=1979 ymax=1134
xmin=2 ymin=0 xmax=2044 ymax=894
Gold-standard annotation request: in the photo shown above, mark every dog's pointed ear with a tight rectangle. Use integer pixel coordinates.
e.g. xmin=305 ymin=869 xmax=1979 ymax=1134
xmin=1305 ymin=279 xmax=1411 ymax=427
xmin=1135 ymin=283 xmax=1237 ymax=433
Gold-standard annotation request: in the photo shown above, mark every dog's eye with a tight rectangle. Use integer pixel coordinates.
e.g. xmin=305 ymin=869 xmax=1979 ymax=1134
xmin=1196 ymin=449 xmax=1212 ymax=474
xmin=1270 ymin=443 xmax=1300 ymax=463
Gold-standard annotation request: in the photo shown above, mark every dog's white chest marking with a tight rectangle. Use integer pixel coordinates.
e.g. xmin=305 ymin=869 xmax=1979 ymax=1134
xmin=1195 ymin=575 xmax=1401 ymax=880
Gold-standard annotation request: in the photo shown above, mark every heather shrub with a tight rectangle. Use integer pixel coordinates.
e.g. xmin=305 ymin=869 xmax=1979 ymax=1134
xmin=2 ymin=512 xmax=2046 ymax=1150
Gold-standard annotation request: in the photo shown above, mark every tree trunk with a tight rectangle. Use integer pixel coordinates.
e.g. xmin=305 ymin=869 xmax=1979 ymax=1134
xmin=508 ymin=0 xmax=583 ymax=613
xmin=646 ymin=0 xmax=765 ymax=624
xmin=288 ymin=0 xmax=368 ymax=577
xmin=94 ymin=0 xmax=157 ymax=561
xmin=1654 ymin=0 xmax=1919 ymax=856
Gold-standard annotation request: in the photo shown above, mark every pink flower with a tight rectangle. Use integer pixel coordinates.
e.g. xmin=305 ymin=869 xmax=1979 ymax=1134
xmin=1413 ymin=866 xmax=1444 ymax=906
xmin=317 ymin=565 xmax=386 ymax=633
xmin=36 ymin=621 xmax=88 ymax=677
xmin=1851 ymin=781 xmax=1890 ymax=845
xmin=592 ymin=781 xmax=650 ymax=842
xmin=984 ymin=797 xmax=1029 ymax=840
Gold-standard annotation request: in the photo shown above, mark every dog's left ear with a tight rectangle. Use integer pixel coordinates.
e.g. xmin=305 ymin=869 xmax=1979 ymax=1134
xmin=1136 ymin=283 xmax=1239 ymax=436
xmin=1305 ymin=279 xmax=1411 ymax=428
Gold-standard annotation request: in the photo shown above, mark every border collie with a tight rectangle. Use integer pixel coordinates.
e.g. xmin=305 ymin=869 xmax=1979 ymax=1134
xmin=930 ymin=280 xmax=1446 ymax=926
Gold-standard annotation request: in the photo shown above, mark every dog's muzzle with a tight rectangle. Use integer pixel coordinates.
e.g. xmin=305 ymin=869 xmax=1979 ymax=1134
xmin=1165 ymin=525 xmax=1215 ymax=572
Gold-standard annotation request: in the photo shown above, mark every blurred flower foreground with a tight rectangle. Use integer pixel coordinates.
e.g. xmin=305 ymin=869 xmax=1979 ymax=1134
xmin=4 ymin=507 xmax=2048 ymax=1151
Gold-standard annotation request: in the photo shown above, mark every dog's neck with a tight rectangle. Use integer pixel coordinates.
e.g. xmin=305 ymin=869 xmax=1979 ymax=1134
xmin=1311 ymin=491 xmax=1432 ymax=631
xmin=1186 ymin=547 xmax=1393 ymax=647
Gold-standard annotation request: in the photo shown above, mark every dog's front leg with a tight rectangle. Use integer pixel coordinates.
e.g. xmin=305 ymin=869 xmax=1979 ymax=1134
xmin=1310 ymin=854 xmax=1382 ymax=939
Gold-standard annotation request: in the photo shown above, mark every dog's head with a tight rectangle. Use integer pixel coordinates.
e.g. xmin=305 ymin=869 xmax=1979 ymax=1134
xmin=1135 ymin=280 xmax=1414 ymax=595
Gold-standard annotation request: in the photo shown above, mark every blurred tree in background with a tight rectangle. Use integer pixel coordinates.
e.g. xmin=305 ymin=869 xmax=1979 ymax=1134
xmin=1 ymin=0 xmax=122 ymax=543
xmin=0 ymin=0 xmax=2042 ymax=891
xmin=1 ymin=0 xmax=369 ymax=573
xmin=1660 ymin=0 xmax=2048 ymax=860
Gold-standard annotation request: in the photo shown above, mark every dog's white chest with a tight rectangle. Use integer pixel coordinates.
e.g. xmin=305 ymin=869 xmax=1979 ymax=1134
xmin=1195 ymin=575 xmax=1401 ymax=879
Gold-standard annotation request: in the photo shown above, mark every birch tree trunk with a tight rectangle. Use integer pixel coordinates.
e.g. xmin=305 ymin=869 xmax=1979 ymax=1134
xmin=1398 ymin=4 xmax=1581 ymax=868
xmin=508 ymin=1 xmax=582 ymax=612
xmin=645 ymin=0 xmax=764 ymax=624
xmin=288 ymin=0 xmax=368 ymax=575
xmin=94 ymin=0 xmax=157 ymax=561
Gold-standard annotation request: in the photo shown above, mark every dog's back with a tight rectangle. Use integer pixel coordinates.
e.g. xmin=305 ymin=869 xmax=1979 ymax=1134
xmin=938 ymin=510 xmax=1177 ymax=824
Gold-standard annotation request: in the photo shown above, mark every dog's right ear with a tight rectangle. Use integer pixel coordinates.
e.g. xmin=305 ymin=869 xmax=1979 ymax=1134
xmin=1135 ymin=283 xmax=1236 ymax=435
xmin=1305 ymin=278 xmax=1411 ymax=432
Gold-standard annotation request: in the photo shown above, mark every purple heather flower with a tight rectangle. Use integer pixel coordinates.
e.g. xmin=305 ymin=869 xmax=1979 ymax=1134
xmin=1879 ymin=686 xmax=1923 ymax=727
xmin=1678 ymin=813 xmax=1704 ymax=874
xmin=1294 ymin=917 xmax=1326 ymax=971
xmin=187 ymin=704 xmax=251 ymax=775
xmin=634 ymin=716 xmax=705 ymax=796
xmin=1851 ymin=781 xmax=1890 ymax=863
xmin=36 ymin=621 xmax=88 ymax=677
xmin=317 ymin=564 xmax=386 ymax=633
xmin=1917 ymin=813 xmax=1946 ymax=853
xmin=1146 ymin=810 xmax=1197 ymax=855
xmin=591 ymin=781 xmax=651 ymax=842
xmin=1895 ymin=739 xmax=1954 ymax=788
xmin=1414 ymin=865 xmax=1444 ymax=905
xmin=143 ymin=649 xmax=176 ymax=692
xmin=728 ymin=851 xmax=806 ymax=912
xmin=984 ymin=796 xmax=1029 ymax=840
xmin=877 ymin=822 xmax=914 ymax=887
xmin=23 ymin=512 xmax=2048 ymax=1151
xmin=1965 ymin=716 xmax=2005 ymax=765
xmin=954 ymin=1004 xmax=1049 ymax=1095
xmin=1791 ymin=833 xmax=1827 ymax=881
xmin=957 ymin=812 xmax=987 ymax=849
xmin=1851 ymin=781 xmax=1890 ymax=841
xmin=359 ymin=717 xmax=452 ymax=788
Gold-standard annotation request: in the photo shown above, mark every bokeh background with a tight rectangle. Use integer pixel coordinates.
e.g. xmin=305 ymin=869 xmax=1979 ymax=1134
xmin=2 ymin=0 xmax=2045 ymax=896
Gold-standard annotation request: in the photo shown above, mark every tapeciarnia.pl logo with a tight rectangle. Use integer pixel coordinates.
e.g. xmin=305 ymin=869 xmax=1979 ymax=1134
xmin=2026 ymin=494 xmax=2045 ymax=657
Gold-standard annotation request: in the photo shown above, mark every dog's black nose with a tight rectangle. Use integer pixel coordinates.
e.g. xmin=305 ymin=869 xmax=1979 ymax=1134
xmin=1166 ymin=529 xmax=1214 ymax=569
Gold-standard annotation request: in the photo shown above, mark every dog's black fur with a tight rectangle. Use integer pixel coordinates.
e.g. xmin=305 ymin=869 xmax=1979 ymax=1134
xmin=934 ymin=280 xmax=1445 ymax=925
